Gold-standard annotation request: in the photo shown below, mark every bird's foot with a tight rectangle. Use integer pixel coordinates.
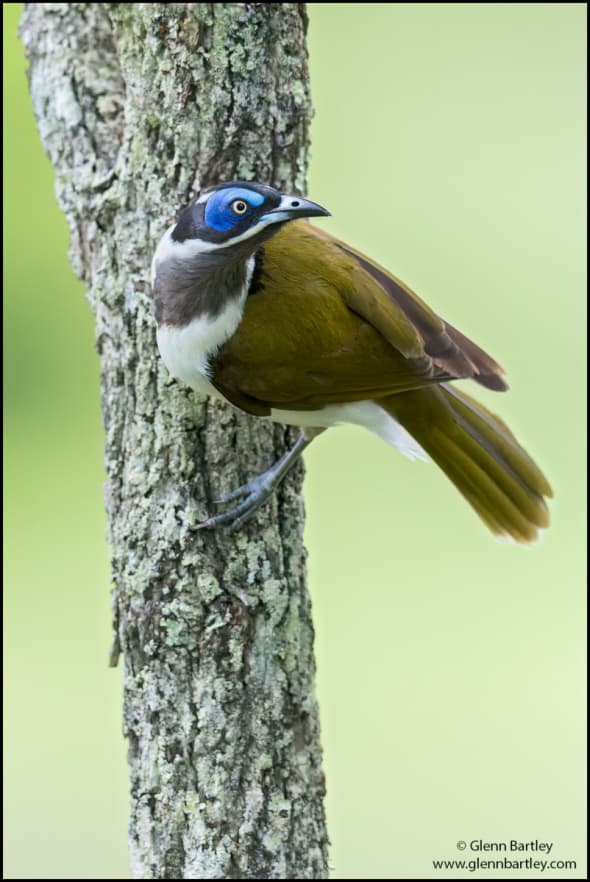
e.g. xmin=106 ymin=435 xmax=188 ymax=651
xmin=197 ymin=470 xmax=278 ymax=531
xmin=197 ymin=430 xmax=317 ymax=531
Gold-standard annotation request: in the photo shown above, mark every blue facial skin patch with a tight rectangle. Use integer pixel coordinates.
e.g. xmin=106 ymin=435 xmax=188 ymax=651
xmin=205 ymin=187 xmax=265 ymax=232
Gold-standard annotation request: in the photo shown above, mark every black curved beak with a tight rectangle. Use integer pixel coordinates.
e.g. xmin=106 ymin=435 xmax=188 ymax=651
xmin=260 ymin=193 xmax=331 ymax=223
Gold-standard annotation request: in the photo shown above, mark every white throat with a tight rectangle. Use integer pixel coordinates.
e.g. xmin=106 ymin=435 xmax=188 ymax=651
xmin=156 ymin=256 xmax=255 ymax=397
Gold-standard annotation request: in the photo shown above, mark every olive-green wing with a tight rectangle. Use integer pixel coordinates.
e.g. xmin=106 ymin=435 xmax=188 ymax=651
xmin=212 ymin=221 xmax=504 ymax=415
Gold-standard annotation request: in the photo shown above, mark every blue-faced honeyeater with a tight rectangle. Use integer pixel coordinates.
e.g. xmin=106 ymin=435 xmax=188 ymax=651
xmin=151 ymin=182 xmax=551 ymax=542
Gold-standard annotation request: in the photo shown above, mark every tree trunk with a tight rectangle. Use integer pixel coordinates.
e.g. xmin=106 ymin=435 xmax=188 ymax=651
xmin=20 ymin=3 xmax=328 ymax=878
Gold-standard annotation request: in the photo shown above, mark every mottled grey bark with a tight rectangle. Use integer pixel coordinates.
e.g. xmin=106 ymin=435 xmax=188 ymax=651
xmin=20 ymin=4 xmax=328 ymax=878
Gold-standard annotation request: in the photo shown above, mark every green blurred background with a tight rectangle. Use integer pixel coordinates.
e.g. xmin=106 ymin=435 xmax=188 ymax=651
xmin=4 ymin=3 xmax=586 ymax=878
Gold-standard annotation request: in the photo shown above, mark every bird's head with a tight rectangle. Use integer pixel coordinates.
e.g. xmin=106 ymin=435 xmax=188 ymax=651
xmin=160 ymin=181 xmax=330 ymax=265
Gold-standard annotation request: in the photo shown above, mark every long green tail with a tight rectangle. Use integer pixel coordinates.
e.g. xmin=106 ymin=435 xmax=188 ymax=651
xmin=382 ymin=384 xmax=552 ymax=544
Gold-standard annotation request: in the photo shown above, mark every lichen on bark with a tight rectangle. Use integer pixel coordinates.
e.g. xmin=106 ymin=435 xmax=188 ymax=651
xmin=20 ymin=3 xmax=328 ymax=878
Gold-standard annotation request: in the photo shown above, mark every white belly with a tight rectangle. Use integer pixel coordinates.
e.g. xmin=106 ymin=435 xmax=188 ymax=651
xmin=271 ymin=401 xmax=427 ymax=461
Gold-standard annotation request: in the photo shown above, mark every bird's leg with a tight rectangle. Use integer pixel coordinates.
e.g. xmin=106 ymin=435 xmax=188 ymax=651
xmin=197 ymin=428 xmax=323 ymax=530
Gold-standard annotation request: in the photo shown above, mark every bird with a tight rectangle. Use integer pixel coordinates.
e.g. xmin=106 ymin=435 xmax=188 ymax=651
xmin=151 ymin=181 xmax=551 ymax=542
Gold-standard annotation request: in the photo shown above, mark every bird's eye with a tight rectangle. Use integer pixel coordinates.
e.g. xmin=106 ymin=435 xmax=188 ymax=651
xmin=231 ymin=200 xmax=248 ymax=215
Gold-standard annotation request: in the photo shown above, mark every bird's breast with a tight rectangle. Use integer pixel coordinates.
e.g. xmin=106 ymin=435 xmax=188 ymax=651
xmin=155 ymin=256 xmax=254 ymax=396
xmin=157 ymin=318 xmax=224 ymax=396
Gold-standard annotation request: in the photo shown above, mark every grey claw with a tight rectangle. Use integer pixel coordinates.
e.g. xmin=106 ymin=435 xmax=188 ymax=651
xmin=214 ymin=484 xmax=249 ymax=505
xmin=199 ymin=479 xmax=273 ymax=530
xmin=231 ymin=510 xmax=257 ymax=531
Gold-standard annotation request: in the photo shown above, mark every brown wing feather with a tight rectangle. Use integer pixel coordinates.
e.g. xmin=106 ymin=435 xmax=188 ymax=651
xmin=311 ymin=225 xmax=507 ymax=391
